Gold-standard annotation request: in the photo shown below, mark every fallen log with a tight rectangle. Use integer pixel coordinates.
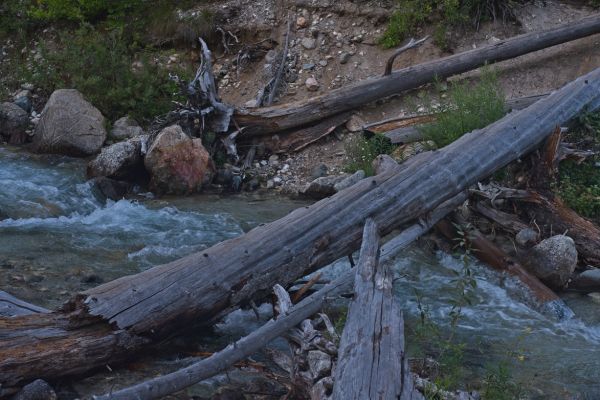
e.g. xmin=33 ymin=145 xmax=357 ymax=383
xmin=0 ymin=291 xmax=49 ymax=317
xmin=435 ymin=218 xmax=572 ymax=319
xmin=93 ymin=195 xmax=466 ymax=400
xmin=2 ymin=67 xmax=600 ymax=392
xmin=235 ymin=15 xmax=600 ymax=135
xmin=332 ymin=219 xmax=422 ymax=400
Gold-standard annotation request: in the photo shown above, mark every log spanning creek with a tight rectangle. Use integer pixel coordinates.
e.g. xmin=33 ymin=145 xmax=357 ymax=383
xmin=1 ymin=145 xmax=599 ymax=398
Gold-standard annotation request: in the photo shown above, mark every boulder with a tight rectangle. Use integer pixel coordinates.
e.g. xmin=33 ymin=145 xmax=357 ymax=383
xmin=110 ymin=116 xmax=144 ymax=141
xmin=0 ymin=102 xmax=29 ymax=144
xmin=87 ymin=135 xmax=148 ymax=181
xmin=302 ymin=174 xmax=349 ymax=199
xmin=33 ymin=89 xmax=106 ymax=156
xmin=144 ymin=125 xmax=215 ymax=194
xmin=524 ymin=235 xmax=578 ymax=289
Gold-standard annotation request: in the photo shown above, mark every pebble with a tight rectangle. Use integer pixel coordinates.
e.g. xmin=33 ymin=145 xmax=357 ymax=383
xmin=302 ymin=63 xmax=316 ymax=70
xmin=305 ymin=77 xmax=320 ymax=91
xmin=339 ymin=52 xmax=351 ymax=64
xmin=318 ymin=60 xmax=328 ymax=67
xmin=296 ymin=16 xmax=309 ymax=29
xmin=301 ymin=37 xmax=317 ymax=50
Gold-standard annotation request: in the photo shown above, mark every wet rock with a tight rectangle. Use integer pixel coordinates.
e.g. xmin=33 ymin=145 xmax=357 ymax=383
xmin=333 ymin=169 xmax=365 ymax=191
xmin=311 ymin=164 xmax=329 ymax=179
xmin=110 ymin=116 xmax=144 ymax=141
xmin=302 ymin=174 xmax=349 ymax=199
xmin=307 ymin=350 xmax=331 ymax=380
xmin=524 ymin=235 xmax=578 ymax=289
xmin=13 ymin=379 xmax=57 ymax=400
xmin=305 ymin=77 xmax=320 ymax=91
xmin=90 ymin=177 xmax=131 ymax=201
xmin=516 ymin=227 xmax=539 ymax=247
xmin=569 ymin=269 xmax=600 ymax=292
xmin=0 ymin=102 xmax=29 ymax=144
xmin=301 ymin=37 xmax=317 ymax=50
xmin=87 ymin=136 xmax=147 ymax=181
xmin=144 ymin=125 xmax=215 ymax=195
xmin=33 ymin=89 xmax=106 ymax=156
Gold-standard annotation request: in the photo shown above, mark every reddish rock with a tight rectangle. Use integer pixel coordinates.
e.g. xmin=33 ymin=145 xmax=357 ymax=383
xmin=144 ymin=125 xmax=215 ymax=194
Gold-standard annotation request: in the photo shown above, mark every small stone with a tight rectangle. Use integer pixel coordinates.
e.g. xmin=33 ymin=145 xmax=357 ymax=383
xmin=296 ymin=16 xmax=309 ymax=29
xmin=339 ymin=52 xmax=351 ymax=64
xmin=516 ymin=228 xmax=539 ymax=247
xmin=305 ymin=77 xmax=319 ymax=91
xmin=301 ymin=37 xmax=317 ymax=50
xmin=302 ymin=63 xmax=315 ymax=70
xmin=318 ymin=59 xmax=328 ymax=67
xmin=311 ymin=164 xmax=328 ymax=179
xmin=21 ymin=83 xmax=34 ymax=91
xmin=266 ymin=179 xmax=275 ymax=189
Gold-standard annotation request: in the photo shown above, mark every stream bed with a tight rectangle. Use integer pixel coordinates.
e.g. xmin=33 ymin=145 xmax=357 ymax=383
xmin=1 ymin=145 xmax=599 ymax=399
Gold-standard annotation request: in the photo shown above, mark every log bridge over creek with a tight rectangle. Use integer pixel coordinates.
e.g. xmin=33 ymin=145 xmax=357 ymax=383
xmin=2 ymin=14 xmax=600 ymax=399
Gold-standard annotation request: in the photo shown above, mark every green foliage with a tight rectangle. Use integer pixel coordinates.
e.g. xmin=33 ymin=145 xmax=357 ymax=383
xmin=420 ymin=70 xmax=506 ymax=148
xmin=482 ymin=362 xmax=521 ymax=400
xmin=344 ymin=134 xmax=396 ymax=176
xmin=27 ymin=0 xmax=145 ymax=23
xmin=30 ymin=26 xmax=184 ymax=123
xmin=380 ymin=0 xmax=521 ymax=49
xmin=556 ymin=111 xmax=600 ymax=221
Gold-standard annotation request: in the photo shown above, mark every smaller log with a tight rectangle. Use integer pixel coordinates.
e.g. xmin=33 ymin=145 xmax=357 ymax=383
xmin=472 ymin=202 xmax=529 ymax=233
xmin=435 ymin=218 xmax=573 ymax=320
xmin=0 ymin=291 xmax=49 ymax=317
xmin=332 ymin=219 xmax=423 ymax=400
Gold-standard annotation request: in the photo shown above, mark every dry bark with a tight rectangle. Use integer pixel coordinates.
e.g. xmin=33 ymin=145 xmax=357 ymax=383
xmin=332 ymin=219 xmax=422 ymax=400
xmin=1 ymin=67 xmax=600 ymax=393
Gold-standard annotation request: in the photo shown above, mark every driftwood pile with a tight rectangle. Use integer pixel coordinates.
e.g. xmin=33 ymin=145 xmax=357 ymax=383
xmin=2 ymin=13 xmax=600 ymax=400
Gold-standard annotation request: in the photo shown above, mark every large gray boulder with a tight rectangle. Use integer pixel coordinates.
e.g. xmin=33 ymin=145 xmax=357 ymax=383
xmin=110 ymin=116 xmax=144 ymax=141
xmin=144 ymin=125 xmax=215 ymax=195
xmin=524 ymin=235 xmax=578 ymax=289
xmin=33 ymin=89 xmax=106 ymax=156
xmin=0 ymin=102 xmax=29 ymax=144
xmin=87 ymin=135 xmax=148 ymax=181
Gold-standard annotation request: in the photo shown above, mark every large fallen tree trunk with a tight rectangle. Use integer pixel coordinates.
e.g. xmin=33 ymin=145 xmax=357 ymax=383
xmin=1 ymin=68 xmax=600 ymax=393
xmin=92 ymin=197 xmax=464 ymax=400
xmin=332 ymin=219 xmax=422 ymax=400
xmin=235 ymin=15 xmax=600 ymax=135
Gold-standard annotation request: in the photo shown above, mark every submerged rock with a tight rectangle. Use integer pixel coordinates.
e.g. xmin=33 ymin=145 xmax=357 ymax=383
xmin=33 ymin=89 xmax=106 ymax=156
xmin=90 ymin=177 xmax=132 ymax=201
xmin=0 ymin=102 xmax=29 ymax=144
xmin=110 ymin=116 xmax=144 ymax=141
xmin=144 ymin=125 xmax=215 ymax=195
xmin=524 ymin=235 xmax=578 ymax=289
xmin=87 ymin=135 xmax=148 ymax=181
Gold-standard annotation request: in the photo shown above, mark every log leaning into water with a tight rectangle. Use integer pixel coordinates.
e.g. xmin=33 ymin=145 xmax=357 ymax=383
xmin=2 ymin=68 xmax=600 ymax=392
xmin=332 ymin=219 xmax=423 ymax=400
xmin=235 ymin=15 xmax=600 ymax=135
xmin=92 ymin=194 xmax=467 ymax=400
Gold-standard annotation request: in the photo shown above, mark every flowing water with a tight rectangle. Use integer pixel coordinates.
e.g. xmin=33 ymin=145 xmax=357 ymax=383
xmin=1 ymin=145 xmax=599 ymax=399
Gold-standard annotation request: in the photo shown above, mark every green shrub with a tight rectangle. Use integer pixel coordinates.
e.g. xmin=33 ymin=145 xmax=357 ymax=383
xmin=29 ymin=26 xmax=184 ymax=124
xmin=420 ymin=70 xmax=506 ymax=148
xmin=380 ymin=0 xmax=522 ymax=49
xmin=344 ymin=134 xmax=396 ymax=176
